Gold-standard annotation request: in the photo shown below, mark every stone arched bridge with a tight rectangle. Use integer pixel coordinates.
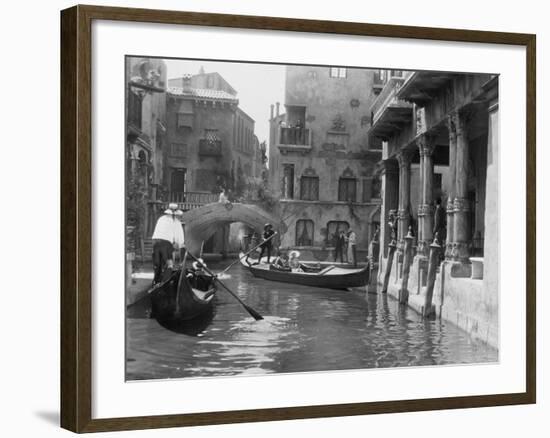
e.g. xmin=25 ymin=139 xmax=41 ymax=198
xmin=180 ymin=202 xmax=286 ymax=254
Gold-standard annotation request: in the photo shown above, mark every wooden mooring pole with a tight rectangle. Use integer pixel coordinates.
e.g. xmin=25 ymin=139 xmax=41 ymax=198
xmin=399 ymin=227 xmax=414 ymax=304
xmin=381 ymin=240 xmax=397 ymax=294
xmin=423 ymin=234 xmax=442 ymax=317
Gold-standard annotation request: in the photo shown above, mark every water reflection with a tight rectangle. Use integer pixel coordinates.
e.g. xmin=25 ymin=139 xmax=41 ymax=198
xmin=126 ymin=263 xmax=497 ymax=380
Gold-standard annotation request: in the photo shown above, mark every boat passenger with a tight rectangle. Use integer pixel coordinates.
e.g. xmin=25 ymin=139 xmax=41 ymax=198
xmin=288 ymin=250 xmax=303 ymax=272
xmin=151 ymin=203 xmax=185 ymax=285
xmin=187 ymin=258 xmax=210 ymax=290
xmin=271 ymin=252 xmax=290 ymax=270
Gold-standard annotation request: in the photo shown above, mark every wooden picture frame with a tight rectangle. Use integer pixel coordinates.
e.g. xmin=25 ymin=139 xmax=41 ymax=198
xmin=60 ymin=4 xmax=536 ymax=433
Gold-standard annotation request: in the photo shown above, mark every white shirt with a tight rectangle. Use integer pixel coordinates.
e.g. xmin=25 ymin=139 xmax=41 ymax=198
xmin=218 ymin=192 xmax=229 ymax=204
xmin=152 ymin=214 xmax=185 ymax=248
xmin=348 ymin=231 xmax=357 ymax=245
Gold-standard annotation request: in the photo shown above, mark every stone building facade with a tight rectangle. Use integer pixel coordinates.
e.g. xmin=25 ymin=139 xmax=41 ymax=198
xmin=125 ymin=57 xmax=167 ymax=250
xmin=371 ymin=69 xmax=499 ymax=348
xmin=268 ymin=65 xmax=383 ymax=260
xmin=164 ymin=70 xmax=261 ymax=253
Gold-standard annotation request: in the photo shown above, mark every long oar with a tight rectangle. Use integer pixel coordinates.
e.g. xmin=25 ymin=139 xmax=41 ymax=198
xmin=186 ymin=251 xmax=263 ymax=321
xmin=218 ymin=231 xmax=279 ymax=276
xmin=174 ymin=249 xmax=190 ymax=315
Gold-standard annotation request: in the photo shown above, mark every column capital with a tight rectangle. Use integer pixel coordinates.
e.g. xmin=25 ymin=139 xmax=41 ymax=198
xmin=446 ymin=113 xmax=458 ymax=139
xmin=454 ymin=108 xmax=474 ymax=135
xmin=416 ymin=134 xmax=436 ymax=157
xmin=396 ymin=148 xmax=414 ymax=169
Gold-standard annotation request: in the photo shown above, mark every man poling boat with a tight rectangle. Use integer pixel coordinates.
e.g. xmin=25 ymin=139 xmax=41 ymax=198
xmin=215 ymin=231 xmax=279 ymax=280
xmin=151 ymin=203 xmax=185 ymax=285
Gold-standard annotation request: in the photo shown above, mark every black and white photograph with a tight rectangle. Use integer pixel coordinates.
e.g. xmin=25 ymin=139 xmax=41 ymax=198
xmin=125 ymin=57 xmax=499 ymax=381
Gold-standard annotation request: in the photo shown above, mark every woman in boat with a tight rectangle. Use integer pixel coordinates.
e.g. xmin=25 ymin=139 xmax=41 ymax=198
xmin=271 ymin=252 xmax=291 ymax=271
xmin=288 ymin=250 xmax=303 ymax=272
xmin=187 ymin=258 xmax=211 ymax=290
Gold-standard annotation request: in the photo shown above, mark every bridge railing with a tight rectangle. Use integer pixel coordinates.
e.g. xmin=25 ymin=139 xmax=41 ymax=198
xmin=169 ymin=191 xmax=219 ymax=210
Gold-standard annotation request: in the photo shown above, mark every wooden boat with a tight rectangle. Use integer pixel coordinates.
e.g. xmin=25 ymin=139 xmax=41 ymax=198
xmin=239 ymin=253 xmax=369 ymax=289
xmin=150 ymin=268 xmax=216 ymax=322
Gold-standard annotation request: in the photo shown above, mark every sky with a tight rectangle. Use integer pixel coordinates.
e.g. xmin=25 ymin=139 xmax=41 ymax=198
xmin=164 ymin=58 xmax=286 ymax=145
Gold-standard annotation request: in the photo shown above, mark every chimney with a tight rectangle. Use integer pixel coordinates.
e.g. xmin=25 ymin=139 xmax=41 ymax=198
xmin=270 ymin=104 xmax=274 ymax=120
xmin=276 ymin=102 xmax=280 ymax=117
xmin=182 ymin=74 xmax=192 ymax=92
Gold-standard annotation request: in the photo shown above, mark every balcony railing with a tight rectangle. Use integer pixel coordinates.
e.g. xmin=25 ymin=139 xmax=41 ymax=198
xmin=370 ymin=76 xmax=412 ymax=126
xmin=279 ymin=127 xmax=310 ymax=146
xmin=169 ymin=191 xmax=219 ymax=210
xmin=276 ymin=126 xmax=312 ymax=155
xmin=198 ymin=139 xmax=222 ymax=156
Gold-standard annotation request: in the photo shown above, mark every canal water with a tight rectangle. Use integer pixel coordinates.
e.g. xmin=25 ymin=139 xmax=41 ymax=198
xmin=126 ymin=262 xmax=498 ymax=380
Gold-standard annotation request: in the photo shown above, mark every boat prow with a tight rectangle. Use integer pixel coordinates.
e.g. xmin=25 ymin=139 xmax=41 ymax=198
xmin=150 ymin=269 xmax=216 ymax=323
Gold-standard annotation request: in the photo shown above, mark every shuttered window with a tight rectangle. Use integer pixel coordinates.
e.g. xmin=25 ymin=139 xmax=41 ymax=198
xmin=300 ymin=176 xmax=319 ymax=201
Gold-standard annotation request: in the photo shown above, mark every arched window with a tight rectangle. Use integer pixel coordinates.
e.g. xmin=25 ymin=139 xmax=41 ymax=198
xmin=326 ymin=221 xmax=350 ymax=245
xmin=296 ymin=219 xmax=314 ymax=247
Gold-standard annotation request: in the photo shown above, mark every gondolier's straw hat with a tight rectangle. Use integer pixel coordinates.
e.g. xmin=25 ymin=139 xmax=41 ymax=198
xmin=192 ymin=258 xmax=206 ymax=269
xmin=168 ymin=202 xmax=178 ymax=210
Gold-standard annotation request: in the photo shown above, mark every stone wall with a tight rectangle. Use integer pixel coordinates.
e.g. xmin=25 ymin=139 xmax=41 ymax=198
xmin=278 ymin=200 xmax=381 ymax=253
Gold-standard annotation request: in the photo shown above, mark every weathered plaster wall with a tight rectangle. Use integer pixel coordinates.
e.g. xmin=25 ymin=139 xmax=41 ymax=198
xmin=285 ymin=65 xmax=377 ymax=151
xmin=278 ymin=200 xmax=381 ymax=252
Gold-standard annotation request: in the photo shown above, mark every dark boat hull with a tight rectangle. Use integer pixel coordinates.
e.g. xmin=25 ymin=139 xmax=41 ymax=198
xmin=240 ymin=254 xmax=369 ymax=289
xmin=151 ymin=270 xmax=215 ymax=322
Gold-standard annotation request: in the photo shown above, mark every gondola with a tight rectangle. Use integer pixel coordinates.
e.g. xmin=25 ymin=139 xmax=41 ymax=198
xmin=150 ymin=268 xmax=216 ymax=323
xmin=239 ymin=253 xmax=369 ymax=289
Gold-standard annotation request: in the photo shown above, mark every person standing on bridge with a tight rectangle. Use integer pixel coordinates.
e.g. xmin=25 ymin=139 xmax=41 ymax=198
xmin=151 ymin=203 xmax=185 ymax=285
xmin=218 ymin=188 xmax=230 ymax=205
xmin=257 ymin=223 xmax=275 ymax=264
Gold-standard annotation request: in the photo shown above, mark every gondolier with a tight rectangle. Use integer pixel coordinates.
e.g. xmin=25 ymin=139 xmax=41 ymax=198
xmin=257 ymin=223 xmax=275 ymax=264
xmin=151 ymin=203 xmax=185 ymax=285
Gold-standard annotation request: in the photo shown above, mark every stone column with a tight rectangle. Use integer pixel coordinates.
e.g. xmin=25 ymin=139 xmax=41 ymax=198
xmin=445 ymin=113 xmax=458 ymax=259
xmin=378 ymin=159 xmax=399 ymax=257
xmin=452 ymin=110 xmax=471 ymax=262
xmin=417 ymin=146 xmax=425 ymax=246
xmin=416 ymin=134 xmax=436 ymax=257
xmin=396 ymin=149 xmax=413 ymax=250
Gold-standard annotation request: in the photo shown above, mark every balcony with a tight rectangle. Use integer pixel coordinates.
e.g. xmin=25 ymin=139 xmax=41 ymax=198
xmin=198 ymin=139 xmax=222 ymax=157
xmin=369 ymin=76 xmax=413 ymax=140
xmin=397 ymin=71 xmax=456 ymax=105
xmin=276 ymin=126 xmax=312 ymax=155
